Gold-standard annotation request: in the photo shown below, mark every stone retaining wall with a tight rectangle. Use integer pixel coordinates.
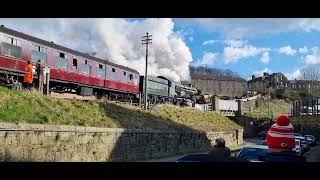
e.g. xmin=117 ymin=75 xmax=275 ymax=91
xmin=0 ymin=123 xmax=243 ymax=162
xmin=290 ymin=115 xmax=320 ymax=139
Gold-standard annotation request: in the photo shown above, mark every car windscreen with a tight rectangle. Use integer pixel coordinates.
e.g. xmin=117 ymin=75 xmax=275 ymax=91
xmin=238 ymin=148 xmax=269 ymax=160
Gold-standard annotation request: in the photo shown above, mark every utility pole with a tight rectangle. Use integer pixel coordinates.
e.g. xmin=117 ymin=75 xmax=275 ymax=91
xmin=142 ymin=32 xmax=152 ymax=110
xmin=268 ymin=88 xmax=271 ymax=118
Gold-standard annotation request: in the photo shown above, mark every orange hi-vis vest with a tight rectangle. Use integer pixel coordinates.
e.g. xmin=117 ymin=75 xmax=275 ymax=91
xmin=23 ymin=64 xmax=33 ymax=84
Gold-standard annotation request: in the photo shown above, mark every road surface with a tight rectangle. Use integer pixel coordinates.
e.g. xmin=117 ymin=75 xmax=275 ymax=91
xmin=143 ymin=138 xmax=320 ymax=162
xmin=304 ymin=144 xmax=320 ymax=162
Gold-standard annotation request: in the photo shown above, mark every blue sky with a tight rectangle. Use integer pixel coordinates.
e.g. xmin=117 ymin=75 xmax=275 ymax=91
xmin=172 ymin=18 xmax=320 ymax=80
xmin=1 ymin=18 xmax=320 ymax=81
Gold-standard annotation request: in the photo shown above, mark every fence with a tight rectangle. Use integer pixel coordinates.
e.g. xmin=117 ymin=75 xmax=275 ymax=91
xmin=291 ymin=98 xmax=320 ymax=116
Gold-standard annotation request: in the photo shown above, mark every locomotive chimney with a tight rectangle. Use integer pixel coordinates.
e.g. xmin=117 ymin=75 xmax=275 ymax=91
xmin=0 ymin=25 xmax=4 ymax=27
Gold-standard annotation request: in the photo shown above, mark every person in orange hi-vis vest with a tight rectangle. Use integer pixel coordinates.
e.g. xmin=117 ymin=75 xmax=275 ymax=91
xmin=23 ymin=60 xmax=33 ymax=89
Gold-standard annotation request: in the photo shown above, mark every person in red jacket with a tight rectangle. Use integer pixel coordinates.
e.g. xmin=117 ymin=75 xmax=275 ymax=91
xmin=23 ymin=60 xmax=33 ymax=89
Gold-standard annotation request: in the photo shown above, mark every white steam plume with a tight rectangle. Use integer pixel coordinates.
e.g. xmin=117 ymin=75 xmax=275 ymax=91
xmin=0 ymin=18 xmax=192 ymax=81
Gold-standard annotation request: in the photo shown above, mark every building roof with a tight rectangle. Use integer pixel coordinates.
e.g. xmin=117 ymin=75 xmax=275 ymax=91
xmin=0 ymin=25 xmax=139 ymax=74
xmin=249 ymin=72 xmax=285 ymax=82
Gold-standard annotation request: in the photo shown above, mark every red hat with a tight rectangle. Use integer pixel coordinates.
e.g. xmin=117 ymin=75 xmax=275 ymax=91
xmin=266 ymin=116 xmax=295 ymax=151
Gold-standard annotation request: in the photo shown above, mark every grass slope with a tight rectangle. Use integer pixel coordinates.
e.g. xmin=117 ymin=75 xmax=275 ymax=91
xmin=0 ymin=87 xmax=240 ymax=132
xmin=245 ymin=98 xmax=291 ymax=120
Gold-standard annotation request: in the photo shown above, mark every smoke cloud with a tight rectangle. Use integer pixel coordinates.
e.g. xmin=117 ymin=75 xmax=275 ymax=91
xmin=0 ymin=18 xmax=193 ymax=81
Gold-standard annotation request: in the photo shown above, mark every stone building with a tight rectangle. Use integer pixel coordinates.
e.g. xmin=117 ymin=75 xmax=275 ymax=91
xmin=248 ymin=72 xmax=320 ymax=97
xmin=248 ymin=72 xmax=288 ymax=95
xmin=286 ymin=79 xmax=320 ymax=96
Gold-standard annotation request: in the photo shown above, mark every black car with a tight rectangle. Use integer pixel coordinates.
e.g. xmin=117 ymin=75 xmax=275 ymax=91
xmin=258 ymin=131 xmax=268 ymax=139
xmin=176 ymin=154 xmax=249 ymax=162
xmin=237 ymin=147 xmax=269 ymax=162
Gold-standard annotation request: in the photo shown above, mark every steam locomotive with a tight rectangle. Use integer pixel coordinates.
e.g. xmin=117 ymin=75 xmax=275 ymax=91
xmin=0 ymin=25 xmax=197 ymax=106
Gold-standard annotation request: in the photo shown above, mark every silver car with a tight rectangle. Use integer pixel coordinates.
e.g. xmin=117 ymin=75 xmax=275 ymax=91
xmin=292 ymin=139 xmax=304 ymax=155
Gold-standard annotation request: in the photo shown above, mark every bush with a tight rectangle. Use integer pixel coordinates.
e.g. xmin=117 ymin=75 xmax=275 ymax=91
xmin=275 ymin=89 xmax=286 ymax=99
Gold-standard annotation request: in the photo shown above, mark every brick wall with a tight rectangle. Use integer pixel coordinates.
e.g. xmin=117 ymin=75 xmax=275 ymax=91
xmin=0 ymin=123 xmax=243 ymax=162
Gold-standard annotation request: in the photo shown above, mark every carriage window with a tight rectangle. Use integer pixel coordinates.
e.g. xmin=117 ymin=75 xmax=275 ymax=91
xmin=32 ymin=44 xmax=47 ymax=53
xmin=96 ymin=64 xmax=105 ymax=78
xmin=133 ymin=75 xmax=138 ymax=85
xmin=111 ymin=68 xmax=116 ymax=80
xmin=81 ymin=59 xmax=91 ymax=75
xmin=60 ymin=52 xmax=66 ymax=58
xmin=129 ymin=74 xmax=133 ymax=80
xmin=72 ymin=59 xmax=78 ymax=70
xmin=122 ymin=71 xmax=128 ymax=83
xmin=54 ymin=51 xmax=68 ymax=69
xmin=3 ymin=36 xmax=22 ymax=47
xmin=1 ymin=36 xmax=22 ymax=58
xmin=31 ymin=44 xmax=47 ymax=64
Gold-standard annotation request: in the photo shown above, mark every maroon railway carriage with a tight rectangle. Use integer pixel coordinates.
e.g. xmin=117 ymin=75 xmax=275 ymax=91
xmin=0 ymin=25 xmax=140 ymax=100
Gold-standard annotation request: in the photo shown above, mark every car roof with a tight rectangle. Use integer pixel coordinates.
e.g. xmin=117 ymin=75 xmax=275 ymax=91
xmin=242 ymin=146 xmax=269 ymax=150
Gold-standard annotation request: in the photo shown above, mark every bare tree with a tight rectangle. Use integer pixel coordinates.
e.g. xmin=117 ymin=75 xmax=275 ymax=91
xmin=301 ymin=65 xmax=320 ymax=96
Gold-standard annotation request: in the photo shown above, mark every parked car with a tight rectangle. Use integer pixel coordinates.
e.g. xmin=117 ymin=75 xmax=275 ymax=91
xmin=237 ymin=147 xmax=269 ymax=162
xmin=258 ymin=131 xmax=268 ymax=139
xmin=294 ymin=133 xmax=310 ymax=151
xmin=176 ymin=153 xmax=249 ymax=162
xmin=305 ymin=135 xmax=316 ymax=146
xmin=292 ymin=139 xmax=304 ymax=155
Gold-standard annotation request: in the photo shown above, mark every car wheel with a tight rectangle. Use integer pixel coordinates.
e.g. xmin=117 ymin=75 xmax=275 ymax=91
xmin=300 ymin=148 xmax=304 ymax=155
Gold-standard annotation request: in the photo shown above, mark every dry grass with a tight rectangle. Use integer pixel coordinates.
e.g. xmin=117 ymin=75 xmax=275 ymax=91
xmin=245 ymin=98 xmax=291 ymax=121
xmin=0 ymin=86 xmax=241 ymax=132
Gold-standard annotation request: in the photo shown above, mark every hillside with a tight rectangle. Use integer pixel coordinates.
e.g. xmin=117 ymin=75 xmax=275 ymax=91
xmin=0 ymin=87 xmax=241 ymax=132
xmin=188 ymin=66 xmax=247 ymax=97
xmin=245 ymin=98 xmax=292 ymax=121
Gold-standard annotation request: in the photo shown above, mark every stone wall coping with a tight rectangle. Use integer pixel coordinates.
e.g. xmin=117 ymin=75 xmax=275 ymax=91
xmin=0 ymin=122 xmax=242 ymax=134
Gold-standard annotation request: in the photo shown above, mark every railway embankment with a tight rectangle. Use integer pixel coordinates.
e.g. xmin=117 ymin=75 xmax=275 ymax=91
xmin=0 ymin=87 xmax=243 ymax=161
